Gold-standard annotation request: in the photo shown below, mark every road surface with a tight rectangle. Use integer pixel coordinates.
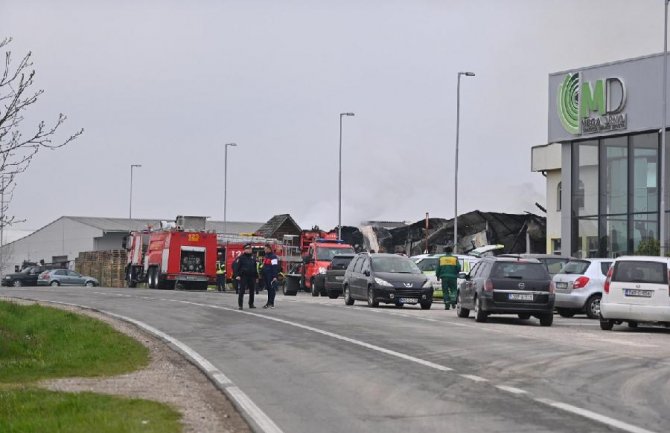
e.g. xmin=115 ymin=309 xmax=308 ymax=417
xmin=2 ymin=286 xmax=668 ymax=433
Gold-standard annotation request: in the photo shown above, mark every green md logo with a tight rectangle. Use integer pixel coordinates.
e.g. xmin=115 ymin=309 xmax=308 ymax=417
xmin=557 ymin=73 xmax=627 ymax=135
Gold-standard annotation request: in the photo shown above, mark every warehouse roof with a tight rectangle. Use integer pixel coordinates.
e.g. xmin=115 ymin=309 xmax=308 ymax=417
xmin=66 ymin=216 xmax=263 ymax=235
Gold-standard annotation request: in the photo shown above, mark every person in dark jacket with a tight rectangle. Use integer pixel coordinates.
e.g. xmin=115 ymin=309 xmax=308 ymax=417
xmin=234 ymin=244 xmax=258 ymax=309
xmin=261 ymin=243 xmax=280 ymax=309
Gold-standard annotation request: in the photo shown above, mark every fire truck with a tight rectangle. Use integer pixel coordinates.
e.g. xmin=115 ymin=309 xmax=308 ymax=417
xmin=217 ymin=235 xmax=284 ymax=281
xmin=125 ymin=216 xmax=217 ymax=290
xmin=282 ymin=229 xmax=355 ymax=296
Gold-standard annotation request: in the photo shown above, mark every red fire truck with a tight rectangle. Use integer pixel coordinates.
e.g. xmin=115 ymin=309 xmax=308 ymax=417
xmin=217 ymin=236 xmax=284 ymax=281
xmin=282 ymin=229 xmax=355 ymax=296
xmin=125 ymin=217 xmax=217 ymax=290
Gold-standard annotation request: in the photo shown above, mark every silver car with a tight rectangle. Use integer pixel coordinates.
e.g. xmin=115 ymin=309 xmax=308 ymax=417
xmin=37 ymin=269 xmax=99 ymax=287
xmin=552 ymin=258 xmax=612 ymax=319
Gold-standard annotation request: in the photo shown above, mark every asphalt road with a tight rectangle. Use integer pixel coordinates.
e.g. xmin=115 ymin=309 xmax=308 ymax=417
xmin=2 ymin=286 xmax=669 ymax=433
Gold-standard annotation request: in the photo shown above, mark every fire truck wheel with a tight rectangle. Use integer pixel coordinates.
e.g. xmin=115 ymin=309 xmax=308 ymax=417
xmin=148 ymin=268 xmax=157 ymax=289
xmin=311 ymin=278 xmax=319 ymax=297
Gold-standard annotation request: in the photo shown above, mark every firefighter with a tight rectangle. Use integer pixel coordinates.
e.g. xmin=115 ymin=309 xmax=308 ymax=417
xmin=255 ymin=252 xmax=263 ymax=294
xmin=216 ymin=260 xmax=226 ymax=292
xmin=261 ymin=243 xmax=280 ymax=309
xmin=436 ymin=246 xmax=461 ymax=310
xmin=234 ymin=244 xmax=258 ymax=309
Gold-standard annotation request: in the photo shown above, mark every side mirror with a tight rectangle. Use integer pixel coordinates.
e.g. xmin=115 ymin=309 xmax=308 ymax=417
xmin=458 ymin=272 xmax=469 ymax=280
xmin=364 ymin=270 xmax=371 ymax=277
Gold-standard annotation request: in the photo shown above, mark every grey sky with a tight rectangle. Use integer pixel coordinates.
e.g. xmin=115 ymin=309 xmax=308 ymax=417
xmin=1 ymin=0 xmax=665 ymax=234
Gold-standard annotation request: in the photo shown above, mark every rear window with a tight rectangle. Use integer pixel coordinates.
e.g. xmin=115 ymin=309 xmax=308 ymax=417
xmin=600 ymin=262 xmax=612 ymax=276
xmin=331 ymin=256 xmax=353 ymax=270
xmin=612 ymin=261 xmax=668 ymax=284
xmin=491 ymin=262 xmax=549 ymax=280
xmin=558 ymin=260 xmax=590 ymax=275
xmin=543 ymin=258 xmax=569 ymax=275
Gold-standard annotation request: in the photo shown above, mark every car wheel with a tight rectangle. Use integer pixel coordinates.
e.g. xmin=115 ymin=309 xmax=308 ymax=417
xmin=518 ymin=313 xmax=531 ymax=320
xmin=344 ymin=285 xmax=354 ymax=306
xmin=328 ymin=292 xmax=339 ymax=299
xmin=585 ymin=294 xmax=602 ymax=320
xmin=367 ymin=287 xmax=379 ymax=308
xmin=420 ymin=300 xmax=432 ymax=310
xmin=474 ymin=296 xmax=487 ymax=323
xmin=557 ymin=308 xmax=576 ymax=318
xmin=600 ymin=318 xmax=614 ymax=330
xmin=539 ymin=313 xmax=554 ymax=327
xmin=12 ymin=280 xmax=22 ymax=287
xmin=456 ymin=292 xmax=470 ymax=318
xmin=311 ymin=278 xmax=319 ymax=297
xmin=85 ymin=281 xmax=95 ymax=287
xmin=628 ymin=321 xmax=638 ymax=329
xmin=50 ymin=281 xmax=60 ymax=287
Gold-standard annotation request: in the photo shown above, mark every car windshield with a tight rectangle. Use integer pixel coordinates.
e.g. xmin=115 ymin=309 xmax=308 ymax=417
xmin=371 ymin=256 xmax=422 ymax=274
xmin=558 ymin=260 xmax=590 ymax=275
xmin=612 ymin=261 xmax=668 ymax=284
xmin=316 ymin=247 xmax=355 ymax=261
xmin=414 ymin=258 xmax=439 ymax=272
xmin=491 ymin=262 xmax=549 ymax=280
xmin=330 ymin=256 xmax=353 ymax=270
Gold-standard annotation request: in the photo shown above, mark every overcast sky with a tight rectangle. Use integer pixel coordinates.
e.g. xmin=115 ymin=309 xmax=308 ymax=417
xmin=0 ymin=0 xmax=666 ymax=235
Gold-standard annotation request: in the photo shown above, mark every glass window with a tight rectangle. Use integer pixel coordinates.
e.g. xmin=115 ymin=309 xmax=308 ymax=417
xmin=612 ymin=261 xmax=667 ymax=284
xmin=371 ymin=256 xmax=421 ymax=274
xmin=415 ymin=258 xmax=439 ymax=272
xmin=572 ymin=140 xmax=599 ymax=216
xmin=573 ymin=216 xmax=599 ymax=258
xmin=631 ymin=133 xmax=658 ymax=213
xmin=599 ymin=214 xmax=627 ymax=258
xmin=543 ymin=258 xmax=569 ymax=275
xmin=558 ymin=260 xmax=590 ymax=275
xmin=352 ymin=257 xmax=363 ymax=273
xmin=490 ymin=262 xmax=549 ymax=280
xmin=551 ymin=238 xmax=561 ymax=255
xmin=632 ymin=213 xmax=658 ymax=254
xmin=316 ymin=247 xmax=356 ymax=261
xmin=557 ymin=182 xmax=562 ymax=211
xmin=600 ymin=136 xmax=627 ymax=215
xmin=600 ymin=262 xmax=612 ymax=276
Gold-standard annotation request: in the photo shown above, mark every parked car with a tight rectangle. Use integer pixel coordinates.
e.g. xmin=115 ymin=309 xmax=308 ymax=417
xmin=321 ymin=254 xmax=355 ymax=299
xmin=600 ymin=256 xmax=670 ymax=330
xmin=553 ymin=258 xmax=612 ymax=319
xmin=343 ymin=253 xmax=433 ymax=309
xmin=412 ymin=254 xmax=479 ymax=299
xmin=2 ymin=265 xmax=56 ymax=287
xmin=37 ymin=269 xmax=99 ymax=287
xmin=500 ymin=254 xmax=572 ymax=277
xmin=456 ymin=257 xmax=555 ymax=326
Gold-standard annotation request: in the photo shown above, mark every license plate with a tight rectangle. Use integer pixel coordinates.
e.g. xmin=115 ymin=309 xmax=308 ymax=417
xmin=335 ymin=276 xmax=344 ymax=281
xmin=399 ymin=297 xmax=418 ymax=304
xmin=509 ymin=293 xmax=533 ymax=301
xmin=624 ymin=289 xmax=653 ymax=298
xmin=555 ymin=282 xmax=568 ymax=289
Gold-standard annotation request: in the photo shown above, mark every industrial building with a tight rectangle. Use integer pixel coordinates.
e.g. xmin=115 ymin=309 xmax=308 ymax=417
xmin=0 ymin=216 xmax=263 ymax=272
xmin=532 ymin=52 xmax=667 ymax=258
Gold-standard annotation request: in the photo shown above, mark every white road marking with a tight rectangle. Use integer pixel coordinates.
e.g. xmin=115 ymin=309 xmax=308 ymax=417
xmin=496 ymin=385 xmax=528 ymax=395
xmin=460 ymin=374 xmax=488 ymax=382
xmin=535 ymin=398 xmax=657 ymax=433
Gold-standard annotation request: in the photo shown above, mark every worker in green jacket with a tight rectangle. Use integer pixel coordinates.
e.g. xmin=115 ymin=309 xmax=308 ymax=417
xmin=436 ymin=246 xmax=461 ymax=310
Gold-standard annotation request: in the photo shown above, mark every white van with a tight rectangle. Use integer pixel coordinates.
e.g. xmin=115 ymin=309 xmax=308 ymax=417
xmin=600 ymin=256 xmax=670 ymax=330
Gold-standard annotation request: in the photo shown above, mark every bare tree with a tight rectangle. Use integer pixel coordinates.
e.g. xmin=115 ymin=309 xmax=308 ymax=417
xmin=0 ymin=36 xmax=83 ymax=272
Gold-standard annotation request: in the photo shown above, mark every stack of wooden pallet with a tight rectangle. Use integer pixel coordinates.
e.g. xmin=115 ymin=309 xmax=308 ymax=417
xmin=75 ymin=250 xmax=128 ymax=288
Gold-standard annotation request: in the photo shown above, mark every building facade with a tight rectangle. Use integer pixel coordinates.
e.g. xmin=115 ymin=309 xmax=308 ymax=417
xmin=533 ymin=52 xmax=668 ymax=258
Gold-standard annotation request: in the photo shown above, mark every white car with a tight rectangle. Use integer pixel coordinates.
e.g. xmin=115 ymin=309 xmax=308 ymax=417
xmin=553 ymin=258 xmax=612 ymax=319
xmin=412 ymin=254 xmax=479 ymax=299
xmin=600 ymin=256 xmax=670 ymax=330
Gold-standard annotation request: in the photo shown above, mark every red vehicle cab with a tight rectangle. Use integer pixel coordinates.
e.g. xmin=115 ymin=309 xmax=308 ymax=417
xmin=302 ymin=238 xmax=355 ymax=291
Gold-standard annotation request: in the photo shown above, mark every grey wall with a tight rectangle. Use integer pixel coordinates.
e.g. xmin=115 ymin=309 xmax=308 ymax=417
xmin=549 ymin=53 xmax=665 ymax=143
xmin=94 ymin=232 xmax=127 ymax=251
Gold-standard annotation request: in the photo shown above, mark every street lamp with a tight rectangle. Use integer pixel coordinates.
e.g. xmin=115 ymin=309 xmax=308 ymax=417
xmin=454 ymin=71 xmax=475 ymax=254
xmin=223 ymin=143 xmax=237 ymax=236
xmin=129 ymin=164 xmax=142 ymax=231
xmin=339 ymin=112 xmax=355 ymax=241
xmin=660 ymin=0 xmax=669 ymax=256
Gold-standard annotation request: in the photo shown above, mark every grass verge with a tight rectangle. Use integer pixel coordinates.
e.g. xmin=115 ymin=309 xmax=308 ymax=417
xmin=0 ymin=301 xmax=149 ymax=383
xmin=0 ymin=388 xmax=181 ymax=433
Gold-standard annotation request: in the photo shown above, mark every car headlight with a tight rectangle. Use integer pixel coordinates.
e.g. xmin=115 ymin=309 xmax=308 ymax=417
xmin=4 ymin=276 xmax=10 ymax=280
xmin=423 ymin=280 xmax=433 ymax=288
xmin=374 ymin=277 xmax=393 ymax=287
xmin=318 ymin=267 xmax=327 ymax=274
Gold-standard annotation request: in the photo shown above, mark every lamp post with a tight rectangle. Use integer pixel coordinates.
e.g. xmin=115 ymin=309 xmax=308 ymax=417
xmin=339 ymin=112 xmax=355 ymax=241
xmin=661 ymin=0 xmax=669 ymax=256
xmin=454 ymin=71 xmax=475 ymax=254
xmin=224 ymin=143 xmax=237 ymax=236
xmin=129 ymin=164 xmax=142 ymax=231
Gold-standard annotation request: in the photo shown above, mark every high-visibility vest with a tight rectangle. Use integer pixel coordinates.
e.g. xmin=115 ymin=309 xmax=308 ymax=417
xmin=216 ymin=262 xmax=226 ymax=275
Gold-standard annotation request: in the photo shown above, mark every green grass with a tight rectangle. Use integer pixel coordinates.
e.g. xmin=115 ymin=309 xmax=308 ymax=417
xmin=0 ymin=388 xmax=181 ymax=433
xmin=0 ymin=301 xmax=149 ymax=383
